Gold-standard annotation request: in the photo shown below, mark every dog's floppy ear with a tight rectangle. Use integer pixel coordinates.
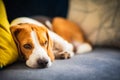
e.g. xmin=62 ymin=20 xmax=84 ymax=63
xmin=46 ymin=30 xmax=55 ymax=62
xmin=10 ymin=25 xmax=24 ymax=58
xmin=10 ymin=25 xmax=23 ymax=44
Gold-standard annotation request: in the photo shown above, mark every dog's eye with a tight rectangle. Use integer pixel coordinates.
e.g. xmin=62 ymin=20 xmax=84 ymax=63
xmin=23 ymin=44 xmax=32 ymax=49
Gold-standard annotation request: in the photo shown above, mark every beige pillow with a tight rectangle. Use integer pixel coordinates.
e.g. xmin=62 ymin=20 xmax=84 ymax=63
xmin=67 ymin=0 xmax=120 ymax=48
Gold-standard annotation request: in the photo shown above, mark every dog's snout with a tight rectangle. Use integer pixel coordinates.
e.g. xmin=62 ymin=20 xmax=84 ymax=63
xmin=37 ymin=59 xmax=48 ymax=68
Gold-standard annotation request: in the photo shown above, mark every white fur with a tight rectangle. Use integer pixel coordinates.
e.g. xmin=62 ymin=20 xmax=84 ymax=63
xmin=45 ymin=20 xmax=53 ymax=30
xmin=76 ymin=43 xmax=92 ymax=54
xmin=26 ymin=31 xmax=52 ymax=68
xmin=11 ymin=17 xmax=45 ymax=27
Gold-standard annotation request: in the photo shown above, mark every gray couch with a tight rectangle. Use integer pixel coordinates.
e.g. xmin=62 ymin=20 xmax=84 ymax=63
xmin=1 ymin=48 xmax=120 ymax=80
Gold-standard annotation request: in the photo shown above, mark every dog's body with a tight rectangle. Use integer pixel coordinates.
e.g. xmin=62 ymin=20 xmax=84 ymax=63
xmin=10 ymin=17 xmax=92 ymax=68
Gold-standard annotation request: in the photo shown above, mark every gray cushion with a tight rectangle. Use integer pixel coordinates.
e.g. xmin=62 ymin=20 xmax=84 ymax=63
xmin=0 ymin=48 xmax=120 ymax=80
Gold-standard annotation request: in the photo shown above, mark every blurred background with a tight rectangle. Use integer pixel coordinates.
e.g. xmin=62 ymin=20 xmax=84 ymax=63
xmin=4 ymin=0 xmax=68 ymax=22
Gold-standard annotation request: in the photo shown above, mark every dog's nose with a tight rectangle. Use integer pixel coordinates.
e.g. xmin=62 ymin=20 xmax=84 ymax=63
xmin=37 ymin=59 xmax=48 ymax=68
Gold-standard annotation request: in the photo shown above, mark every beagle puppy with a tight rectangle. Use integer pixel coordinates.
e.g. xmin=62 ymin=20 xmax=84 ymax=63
xmin=10 ymin=17 xmax=74 ymax=68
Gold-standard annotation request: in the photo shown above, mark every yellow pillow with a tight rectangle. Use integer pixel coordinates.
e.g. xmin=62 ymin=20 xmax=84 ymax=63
xmin=0 ymin=0 xmax=18 ymax=68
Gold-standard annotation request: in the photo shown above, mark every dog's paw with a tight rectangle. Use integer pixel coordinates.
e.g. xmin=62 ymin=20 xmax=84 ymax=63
xmin=59 ymin=52 xmax=71 ymax=59
xmin=55 ymin=51 xmax=74 ymax=59
xmin=55 ymin=50 xmax=74 ymax=59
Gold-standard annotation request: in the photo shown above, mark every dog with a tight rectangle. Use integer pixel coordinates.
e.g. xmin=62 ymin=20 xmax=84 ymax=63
xmin=10 ymin=17 xmax=92 ymax=68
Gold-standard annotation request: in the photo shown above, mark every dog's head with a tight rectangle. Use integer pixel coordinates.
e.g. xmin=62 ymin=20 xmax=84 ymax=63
xmin=10 ymin=23 xmax=54 ymax=68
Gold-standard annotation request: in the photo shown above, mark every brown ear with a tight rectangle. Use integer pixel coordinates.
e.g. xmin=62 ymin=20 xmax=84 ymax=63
xmin=46 ymin=30 xmax=55 ymax=62
xmin=10 ymin=25 xmax=23 ymax=57
xmin=10 ymin=26 xmax=22 ymax=43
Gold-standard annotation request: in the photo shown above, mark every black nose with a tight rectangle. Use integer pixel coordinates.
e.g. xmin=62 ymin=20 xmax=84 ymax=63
xmin=37 ymin=59 xmax=48 ymax=68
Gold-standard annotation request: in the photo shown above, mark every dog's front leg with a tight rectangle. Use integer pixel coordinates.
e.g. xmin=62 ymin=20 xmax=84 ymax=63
xmin=48 ymin=31 xmax=74 ymax=59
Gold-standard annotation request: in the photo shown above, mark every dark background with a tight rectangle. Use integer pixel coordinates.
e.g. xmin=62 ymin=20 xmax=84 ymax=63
xmin=4 ymin=0 xmax=68 ymax=22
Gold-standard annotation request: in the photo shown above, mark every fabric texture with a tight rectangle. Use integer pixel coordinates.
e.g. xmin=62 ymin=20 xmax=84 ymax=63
xmin=68 ymin=0 xmax=120 ymax=48
xmin=0 ymin=48 xmax=120 ymax=80
xmin=0 ymin=0 xmax=18 ymax=68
